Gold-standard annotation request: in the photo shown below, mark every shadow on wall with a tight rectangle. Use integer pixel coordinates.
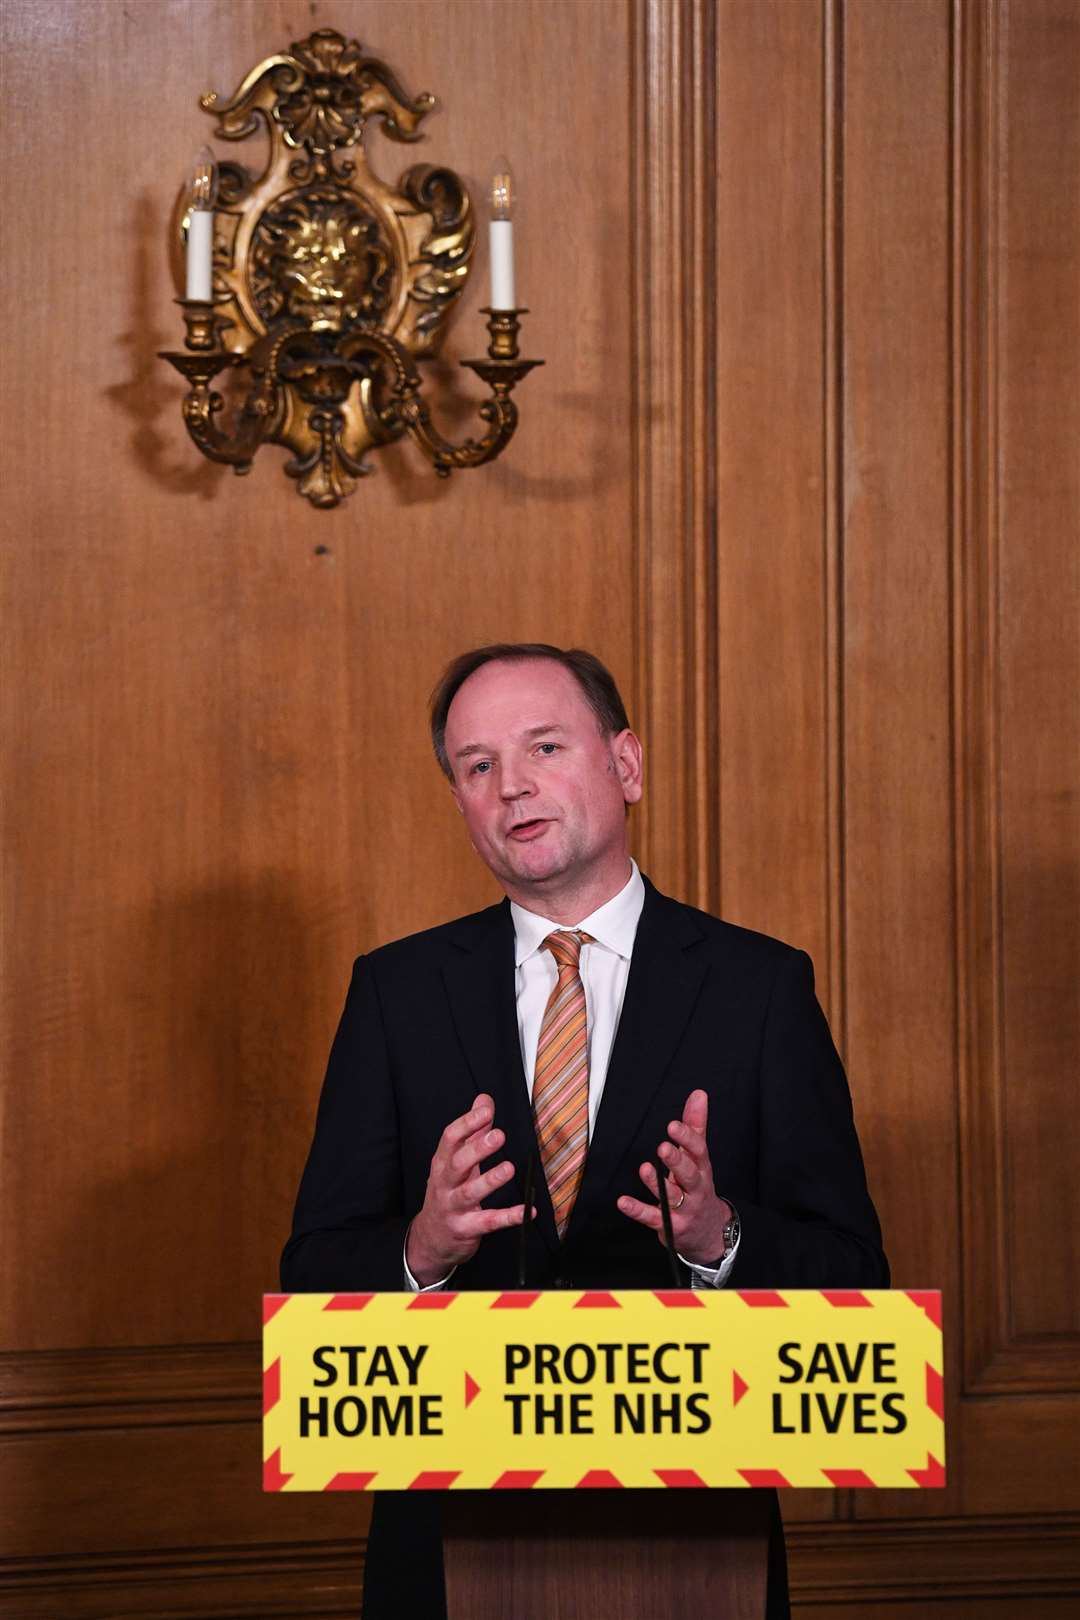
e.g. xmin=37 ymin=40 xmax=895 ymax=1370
xmin=60 ymin=875 xmax=360 ymax=1349
xmin=104 ymin=191 xmax=228 ymax=499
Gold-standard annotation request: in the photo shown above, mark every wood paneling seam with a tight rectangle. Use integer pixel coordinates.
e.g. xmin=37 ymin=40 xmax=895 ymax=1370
xmin=823 ymin=0 xmax=847 ymax=1051
xmin=632 ymin=0 xmax=719 ymax=911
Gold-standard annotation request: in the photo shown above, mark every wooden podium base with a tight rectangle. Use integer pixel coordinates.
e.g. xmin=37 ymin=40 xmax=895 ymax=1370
xmin=442 ymin=1489 xmax=770 ymax=1619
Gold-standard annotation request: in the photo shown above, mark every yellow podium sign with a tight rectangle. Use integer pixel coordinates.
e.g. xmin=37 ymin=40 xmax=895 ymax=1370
xmin=263 ymin=1289 xmax=944 ymax=1491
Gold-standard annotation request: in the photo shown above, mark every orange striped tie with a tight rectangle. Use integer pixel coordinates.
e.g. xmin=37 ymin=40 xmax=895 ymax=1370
xmin=533 ymin=930 xmax=593 ymax=1239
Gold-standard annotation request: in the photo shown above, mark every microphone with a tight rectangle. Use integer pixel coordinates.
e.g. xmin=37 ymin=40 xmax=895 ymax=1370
xmin=655 ymin=1163 xmax=683 ymax=1287
xmin=516 ymin=1149 xmax=537 ymax=1288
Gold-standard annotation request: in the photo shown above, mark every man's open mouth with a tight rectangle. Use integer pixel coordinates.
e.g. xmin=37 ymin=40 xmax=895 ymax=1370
xmin=506 ymin=818 xmax=550 ymax=841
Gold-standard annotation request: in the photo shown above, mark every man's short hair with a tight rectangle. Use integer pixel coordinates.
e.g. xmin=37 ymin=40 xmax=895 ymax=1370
xmin=430 ymin=643 xmax=631 ymax=781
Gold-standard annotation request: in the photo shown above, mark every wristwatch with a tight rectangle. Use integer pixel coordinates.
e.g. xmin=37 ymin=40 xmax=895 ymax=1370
xmin=705 ymin=1203 xmax=739 ymax=1267
xmin=679 ymin=1202 xmax=741 ymax=1278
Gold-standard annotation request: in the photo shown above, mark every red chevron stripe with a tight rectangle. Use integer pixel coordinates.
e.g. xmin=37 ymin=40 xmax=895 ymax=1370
xmin=493 ymin=1469 xmax=545 ymax=1488
xmin=263 ymin=1294 xmax=289 ymax=1323
xmin=926 ymin=1363 xmax=944 ymax=1420
xmin=908 ymin=1453 xmax=946 ymax=1487
xmin=263 ymin=1448 xmax=292 ymax=1491
xmin=736 ymin=1291 xmax=788 ymax=1307
xmin=822 ymin=1469 xmax=876 ymax=1488
xmin=738 ymin=1469 xmax=791 ymax=1487
xmin=323 ymin=1294 xmax=373 ymax=1311
xmin=821 ymin=1290 xmax=872 ymax=1307
xmin=577 ymin=1469 xmax=622 ymax=1487
xmin=655 ymin=1469 xmax=708 ymax=1487
xmin=324 ymin=1472 xmax=377 ymax=1490
xmin=409 ymin=1471 xmax=460 ymax=1489
xmin=263 ymin=1357 xmax=281 ymax=1415
xmin=905 ymin=1290 xmax=943 ymax=1329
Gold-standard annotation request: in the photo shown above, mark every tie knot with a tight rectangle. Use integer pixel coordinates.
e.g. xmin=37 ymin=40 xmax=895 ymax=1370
xmin=544 ymin=930 xmax=592 ymax=971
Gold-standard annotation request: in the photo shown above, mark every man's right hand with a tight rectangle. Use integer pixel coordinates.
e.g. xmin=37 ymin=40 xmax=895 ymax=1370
xmin=405 ymin=1093 xmax=527 ymax=1287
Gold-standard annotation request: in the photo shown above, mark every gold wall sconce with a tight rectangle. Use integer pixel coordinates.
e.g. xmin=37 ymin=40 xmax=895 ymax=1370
xmin=159 ymin=28 xmax=542 ymax=508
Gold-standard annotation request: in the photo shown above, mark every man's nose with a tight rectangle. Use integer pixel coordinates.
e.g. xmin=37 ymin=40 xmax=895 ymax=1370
xmin=499 ymin=762 xmax=535 ymax=799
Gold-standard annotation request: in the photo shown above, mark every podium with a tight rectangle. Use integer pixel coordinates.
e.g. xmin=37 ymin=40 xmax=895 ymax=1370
xmin=264 ymin=1286 xmax=943 ymax=1619
xmin=442 ymin=1487 xmax=771 ymax=1619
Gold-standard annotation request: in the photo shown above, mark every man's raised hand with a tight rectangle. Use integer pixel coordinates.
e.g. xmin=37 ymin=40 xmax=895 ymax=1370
xmin=616 ymin=1088 xmax=733 ymax=1267
xmin=406 ymin=1094 xmax=528 ymax=1287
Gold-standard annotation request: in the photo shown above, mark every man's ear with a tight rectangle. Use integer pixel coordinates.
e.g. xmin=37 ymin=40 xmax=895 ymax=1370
xmin=612 ymin=729 xmax=644 ymax=805
xmin=449 ymin=782 xmax=464 ymax=816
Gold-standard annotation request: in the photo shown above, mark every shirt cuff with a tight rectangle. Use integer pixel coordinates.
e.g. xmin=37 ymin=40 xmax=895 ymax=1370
xmin=403 ymin=1224 xmax=456 ymax=1293
xmin=679 ymin=1221 xmax=741 ymax=1289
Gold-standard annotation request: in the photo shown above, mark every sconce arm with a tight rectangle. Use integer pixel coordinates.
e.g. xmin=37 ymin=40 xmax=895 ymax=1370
xmin=389 ymin=357 xmax=542 ymax=476
xmin=159 ymin=349 xmax=285 ymax=472
xmin=332 ymin=327 xmax=543 ymax=477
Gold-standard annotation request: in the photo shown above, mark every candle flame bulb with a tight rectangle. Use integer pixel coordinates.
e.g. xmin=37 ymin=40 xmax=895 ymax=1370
xmin=186 ymin=145 xmax=219 ymax=212
xmin=490 ymin=159 xmax=514 ymax=222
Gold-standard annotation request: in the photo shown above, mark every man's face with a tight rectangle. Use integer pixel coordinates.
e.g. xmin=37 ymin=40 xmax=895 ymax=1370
xmin=443 ymin=658 xmax=643 ymax=905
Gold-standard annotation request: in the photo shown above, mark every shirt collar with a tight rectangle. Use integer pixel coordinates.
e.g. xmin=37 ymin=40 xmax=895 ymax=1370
xmin=510 ymin=860 xmax=645 ymax=967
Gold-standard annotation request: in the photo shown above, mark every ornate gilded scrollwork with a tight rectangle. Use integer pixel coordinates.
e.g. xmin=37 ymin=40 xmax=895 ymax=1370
xmin=159 ymin=28 xmax=541 ymax=509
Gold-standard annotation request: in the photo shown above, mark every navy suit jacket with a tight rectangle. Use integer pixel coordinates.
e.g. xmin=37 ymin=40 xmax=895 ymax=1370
xmin=282 ymin=877 xmax=887 ymax=1296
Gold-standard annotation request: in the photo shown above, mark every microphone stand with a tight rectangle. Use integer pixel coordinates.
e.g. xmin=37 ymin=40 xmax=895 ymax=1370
xmin=516 ymin=1150 xmax=537 ymax=1289
xmin=655 ymin=1164 xmax=684 ymax=1288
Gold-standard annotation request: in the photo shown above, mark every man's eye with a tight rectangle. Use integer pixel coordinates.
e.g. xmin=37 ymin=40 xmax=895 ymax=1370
xmin=471 ymin=760 xmax=493 ymax=775
xmin=537 ymin=743 xmax=559 ymax=756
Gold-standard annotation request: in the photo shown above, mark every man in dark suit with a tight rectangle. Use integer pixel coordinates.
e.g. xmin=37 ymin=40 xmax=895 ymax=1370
xmin=281 ymin=643 xmax=887 ymax=1618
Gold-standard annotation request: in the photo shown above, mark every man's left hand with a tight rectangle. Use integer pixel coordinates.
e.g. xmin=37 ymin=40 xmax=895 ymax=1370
xmin=616 ymin=1089 xmax=732 ymax=1266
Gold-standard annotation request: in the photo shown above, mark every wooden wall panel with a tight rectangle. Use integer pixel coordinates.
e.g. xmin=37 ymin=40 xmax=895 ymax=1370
xmin=986 ymin=0 xmax=1080 ymax=1355
xmin=3 ymin=0 xmax=1079 ymax=1614
xmin=632 ymin=0 xmax=721 ymax=914
xmin=839 ymin=0 xmax=1080 ymax=1535
xmin=713 ymin=0 xmax=834 ymax=1001
xmin=958 ymin=0 xmax=1080 ymax=1409
xmin=841 ymin=0 xmax=961 ymax=1525
xmin=712 ymin=0 xmax=836 ymax=1534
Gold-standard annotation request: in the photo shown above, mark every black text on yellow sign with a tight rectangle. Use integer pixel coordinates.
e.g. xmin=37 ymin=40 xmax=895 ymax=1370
xmin=263 ymin=1289 xmax=945 ymax=1491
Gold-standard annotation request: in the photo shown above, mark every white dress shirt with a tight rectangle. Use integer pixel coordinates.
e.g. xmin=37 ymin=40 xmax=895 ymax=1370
xmin=405 ymin=860 xmax=738 ymax=1289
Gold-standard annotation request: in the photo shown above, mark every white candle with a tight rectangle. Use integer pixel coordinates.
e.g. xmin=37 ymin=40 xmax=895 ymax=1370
xmin=184 ymin=147 xmax=218 ymax=303
xmin=489 ymin=218 xmax=515 ymax=310
xmin=186 ymin=208 xmax=214 ymax=302
xmin=489 ymin=159 xmax=516 ymax=310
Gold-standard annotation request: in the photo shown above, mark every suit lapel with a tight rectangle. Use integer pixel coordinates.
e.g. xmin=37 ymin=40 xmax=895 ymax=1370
xmin=440 ymin=903 xmax=560 ymax=1253
xmin=569 ymin=880 xmax=708 ymax=1238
